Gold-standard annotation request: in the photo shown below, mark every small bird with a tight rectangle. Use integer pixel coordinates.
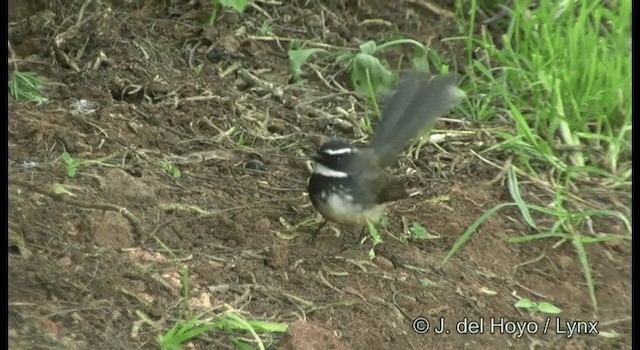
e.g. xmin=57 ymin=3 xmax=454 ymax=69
xmin=307 ymin=71 xmax=464 ymax=242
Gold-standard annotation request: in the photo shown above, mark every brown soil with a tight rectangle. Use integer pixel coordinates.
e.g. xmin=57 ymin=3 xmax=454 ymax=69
xmin=8 ymin=0 xmax=631 ymax=349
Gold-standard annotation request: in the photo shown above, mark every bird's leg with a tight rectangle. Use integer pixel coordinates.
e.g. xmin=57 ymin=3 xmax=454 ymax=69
xmin=307 ymin=220 xmax=328 ymax=244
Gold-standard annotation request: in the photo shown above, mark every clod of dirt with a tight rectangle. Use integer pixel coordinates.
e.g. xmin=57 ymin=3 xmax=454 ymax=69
xmin=264 ymin=243 xmax=289 ymax=269
xmin=93 ymin=211 xmax=135 ymax=248
xmin=254 ymin=217 xmax=272 ymax=234
xmin=213 ymin=216 xmax=245 ymax=244
xmin=557 ymin=255 xmax=575 ymax=270
xmin=104 ymin=169 xmax=157 ymax=205
xmin=219 ymin=35 xmax=241 ymax=55
xmin=280 ymin=320 xmax=352 ymax=350
xmin=372 ymin=256 xmax=395 ymax=271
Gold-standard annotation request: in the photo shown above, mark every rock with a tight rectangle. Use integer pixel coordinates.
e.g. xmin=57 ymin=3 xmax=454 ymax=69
xmin=264 ymin=243 xmax=289 ymax=269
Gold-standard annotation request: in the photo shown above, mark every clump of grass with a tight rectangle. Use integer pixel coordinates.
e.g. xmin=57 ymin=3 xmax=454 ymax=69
xmin=442 ymin=167 xmax=630 ymax=313
xmin=442 ymin=0 xmax=631 ymax=314
xmin=455 ymin=0 xmax=631 ymax=186
xmin=151 ymin=239 xmax=288 ymax=350
xmin=257 ymin=21 xmax=274 ymax=36
xmin=9 ymin=70 xmax=48 ymax=104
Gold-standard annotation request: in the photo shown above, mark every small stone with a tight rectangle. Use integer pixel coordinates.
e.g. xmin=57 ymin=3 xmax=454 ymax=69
xmin=245 ymin=159 xmax=267 ymax=172
xmin=56 ymin=256 xmax=73 ymax=267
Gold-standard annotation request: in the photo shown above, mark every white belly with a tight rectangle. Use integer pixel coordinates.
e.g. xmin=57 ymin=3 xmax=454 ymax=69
xmin=316 ymin=192 xmax=387 ymax=227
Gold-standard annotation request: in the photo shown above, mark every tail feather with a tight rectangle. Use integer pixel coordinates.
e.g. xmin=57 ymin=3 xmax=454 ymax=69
xmin=370 ymin=72 xmax=463 ymax=166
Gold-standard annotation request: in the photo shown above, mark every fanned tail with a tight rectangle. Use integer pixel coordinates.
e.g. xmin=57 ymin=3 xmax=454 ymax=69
xmin=370 ymin=72 xmax=464 ymax=167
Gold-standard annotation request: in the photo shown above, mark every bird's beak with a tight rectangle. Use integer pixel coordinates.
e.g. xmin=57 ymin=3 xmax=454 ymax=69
xmin=310 ymin=153 xmax=322 ymax=162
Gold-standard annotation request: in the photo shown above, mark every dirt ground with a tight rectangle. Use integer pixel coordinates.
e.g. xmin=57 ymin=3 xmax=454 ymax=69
xmin=8 ymin=0 xmax=631 ymax=349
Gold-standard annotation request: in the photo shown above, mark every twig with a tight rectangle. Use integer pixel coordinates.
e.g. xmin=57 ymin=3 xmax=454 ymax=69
xmin=248 ymin=36 xmax=347 ymax=50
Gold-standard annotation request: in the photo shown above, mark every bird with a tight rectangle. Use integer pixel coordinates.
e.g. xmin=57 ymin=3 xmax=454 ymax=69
xmin=306 ymin=71 xmax=464 ymax=243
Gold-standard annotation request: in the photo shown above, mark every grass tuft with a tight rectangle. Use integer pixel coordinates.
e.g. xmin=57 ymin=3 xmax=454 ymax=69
xmin=9 ymin=71 xmax=48 ymax=104
xmin=454 ymin=0 xmax=631 ymax=185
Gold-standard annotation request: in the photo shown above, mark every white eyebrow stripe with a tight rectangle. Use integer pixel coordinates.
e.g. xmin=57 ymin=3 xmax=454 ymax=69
xmin=313 ymin=163 xmax=349 ymax=178
xmin=323 ymin=147 xmax=356 ymax=155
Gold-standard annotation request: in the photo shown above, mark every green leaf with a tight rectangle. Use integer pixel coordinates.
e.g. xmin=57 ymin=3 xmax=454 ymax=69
xmin=9 ymin=71 xmax=48 ymax=103
xmin=409 ymin=223 xmax=428 ymax=239
xmin=359 ymin=40 xmax=377 ymax=55
xmin=288 ymin=48 xmax=327 ymax=80
xmin=515 ymin=298 xmax=535 ymax=309
xmin=419 ymin=278 xmax=433 ymax=287
xmin=336 ymin=52 xmax=355 ymax=64
xmin=537 ymin=302 xmax=562 ymax=314
xmin=157 ymin=161 xmax=182 ymax=179
xmin=506 ymin=167 xmax=538 ymax=229
xmin=61 ymin=152 xmax=82 ymax=178
xmin=218 ymin=0 xmax=248 ymax=13
xmin=350 ymin=53 xmax=394 ymax=95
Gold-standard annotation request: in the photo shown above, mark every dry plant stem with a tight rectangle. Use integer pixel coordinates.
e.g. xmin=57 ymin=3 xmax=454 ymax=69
xmin=408 ymin=0 xmax=456 ymax=18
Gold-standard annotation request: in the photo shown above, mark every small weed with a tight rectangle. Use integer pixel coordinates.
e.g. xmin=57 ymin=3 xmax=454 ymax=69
xmin=408 ymin=222 xmax=435 ymax=240
xmin=191 ymin=63 xmax=205 ymax=78
xmin=49 ymin=183 xmax=76 ymax=197
xmin=153 ymin=239 xmax=288 ymax=349
xmin=9 ymin=71 xmax=48 ymax=104
xmin=336 ymin=39 xmax=435 ymax=96
xmin=157 ymin=160 xmax=182 ymax=179
xmin=288 ymin=47 xmax=328 ymax=82
xmin=257 ymin=21 xmax=274 ymax=36
xmin=157 ymin=311 xmax=288 ymax=350
xmin=61 ymin=152 xmax=119 ymax=178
